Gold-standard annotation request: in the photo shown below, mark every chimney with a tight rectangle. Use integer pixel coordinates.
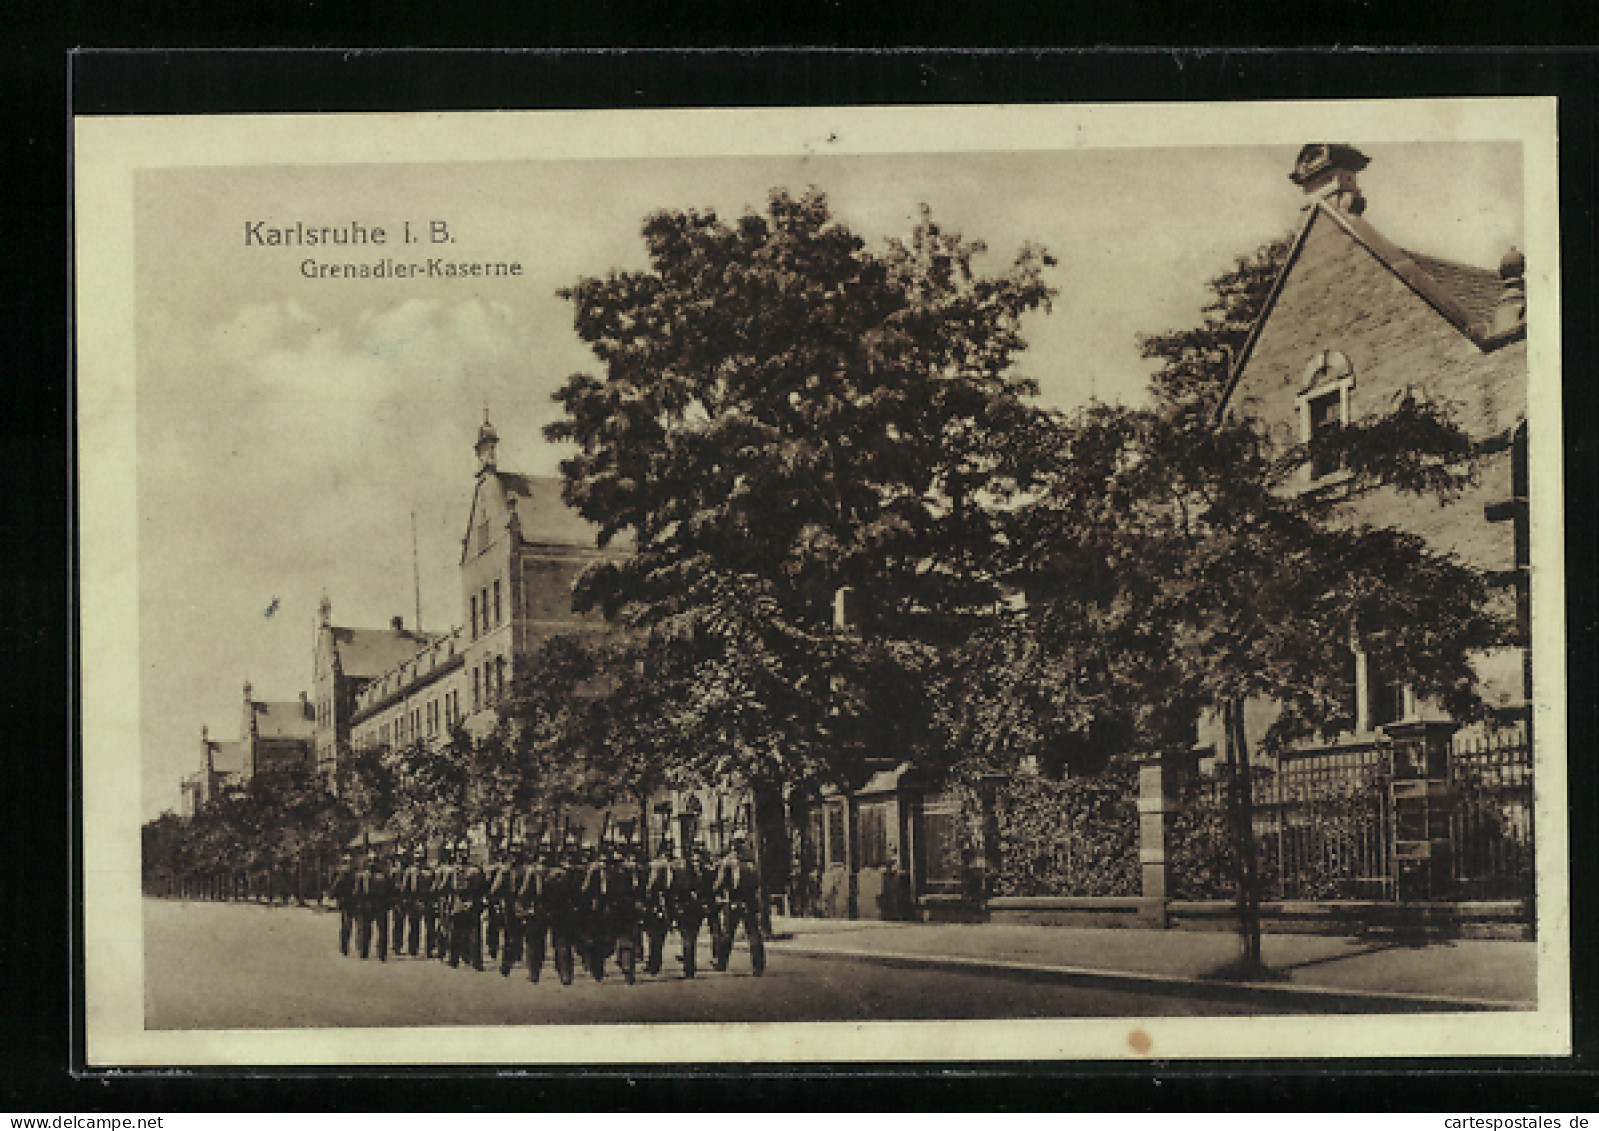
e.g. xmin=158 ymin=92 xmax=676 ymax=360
xmin=833 ymin=586 xmax=859 ymax=632
xmin=1491 ymin=247 xmax=1527 ymax=335
xmin=391 ymin=615 xmax=406 ymax=632
xmin=318 ymin=593 xmax=332 ymax=628
xmin=1290 ymin=143 xmax=1370 ymax=215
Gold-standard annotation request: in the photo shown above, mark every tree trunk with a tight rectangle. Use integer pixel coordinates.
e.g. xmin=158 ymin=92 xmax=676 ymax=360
xmin=1224 ymin=696 xmax=1263 ymax=968
xmin=748 ymin=779 xmax=781 ymax=938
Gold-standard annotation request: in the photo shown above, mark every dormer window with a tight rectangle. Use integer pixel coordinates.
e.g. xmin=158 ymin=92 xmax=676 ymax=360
xmin=1297 ymin=349 xmax=1355 ymax=484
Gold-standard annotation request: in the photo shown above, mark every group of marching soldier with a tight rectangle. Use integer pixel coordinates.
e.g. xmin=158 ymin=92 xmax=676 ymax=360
xmin=328 ymin=830 xmax=766 ymax=984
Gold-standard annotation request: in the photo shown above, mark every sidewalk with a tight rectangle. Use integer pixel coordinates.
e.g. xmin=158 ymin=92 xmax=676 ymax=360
xmin=767 ymin=915 xmax=1538 ymax=1011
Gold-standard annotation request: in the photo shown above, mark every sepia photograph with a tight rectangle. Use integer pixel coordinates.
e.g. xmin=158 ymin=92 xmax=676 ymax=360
xmin=74 ymin=98 xmax=1568 ymax=1065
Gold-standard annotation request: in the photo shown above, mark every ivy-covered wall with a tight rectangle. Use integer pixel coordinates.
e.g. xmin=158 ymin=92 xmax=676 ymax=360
xmin=985 ymin=764 xmax=1140 ymax=898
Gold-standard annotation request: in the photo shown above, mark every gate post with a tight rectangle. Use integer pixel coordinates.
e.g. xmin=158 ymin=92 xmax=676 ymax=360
xmin=1136 ymin=750 xmax=1183 ymax=927
xmin=1383 ymin=718 xmax=1459 ymax=901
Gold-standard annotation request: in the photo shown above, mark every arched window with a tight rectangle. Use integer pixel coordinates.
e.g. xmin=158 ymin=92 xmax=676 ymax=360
xmin=1297 ymin=349 xmax=1355 ymax=482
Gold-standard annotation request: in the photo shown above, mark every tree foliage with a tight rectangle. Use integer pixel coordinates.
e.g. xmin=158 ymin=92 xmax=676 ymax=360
xmin=142 ymin=765 xmax=353 ymax=890
xmin=950 ymin=397 xmax=1507 ymax=772
xmin=546 ymin=188 xmax=1059 ymax=791
xmin=1139 ymin=231 xmax=1294 ymax=416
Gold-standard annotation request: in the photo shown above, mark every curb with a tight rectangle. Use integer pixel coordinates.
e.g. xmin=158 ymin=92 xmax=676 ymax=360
xmin=765 ymin=940 xmax=1533 ymax=1013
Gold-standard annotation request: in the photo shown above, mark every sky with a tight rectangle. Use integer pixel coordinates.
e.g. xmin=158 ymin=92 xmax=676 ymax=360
xmin=134 ymin=140 xmax=1523 ymax=819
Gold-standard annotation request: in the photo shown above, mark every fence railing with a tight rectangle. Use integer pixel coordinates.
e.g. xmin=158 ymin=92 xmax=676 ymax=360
xmin=1170 ymin=720 xmax=1532 ymax=903
xmin=1449 ymin=721 xmax=1534 ymax=901
xmin=1259 ymin=743 xmax=1395 ymax=901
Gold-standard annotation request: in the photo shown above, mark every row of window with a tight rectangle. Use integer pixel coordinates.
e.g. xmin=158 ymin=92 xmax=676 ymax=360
xmin=472 ymin=655 xmax=508 ymax=712
xmin=372 ymin=685 xmax=466 ymax=750
xmin=356 ymin=649 xmax=514 ymax=752
xmin=469 ymin=578 xmax=505 ymax=639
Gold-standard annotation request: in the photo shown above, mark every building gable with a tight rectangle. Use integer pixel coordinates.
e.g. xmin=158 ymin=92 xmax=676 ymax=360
xmin=328 ymin=625 xmax=433 ymax=679
xmin=1222 ymin=205 xmax=1527 ymax=448
xmin=1218 ymin=203 xmax=1526 ymax=429
xmin=1219 ymin=195 xmax=1527 ymax=586
xmin=460 ymin=474 xmax=512 ymax=565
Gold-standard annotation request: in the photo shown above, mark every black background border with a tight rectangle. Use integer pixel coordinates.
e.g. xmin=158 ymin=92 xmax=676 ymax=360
xmin=9 ymin=44 xmax=1597 ymax=1110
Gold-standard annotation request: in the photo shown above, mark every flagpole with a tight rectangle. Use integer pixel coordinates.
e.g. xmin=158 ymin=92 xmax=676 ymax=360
xmin=411 ymin=508 xmax=422 ymax=634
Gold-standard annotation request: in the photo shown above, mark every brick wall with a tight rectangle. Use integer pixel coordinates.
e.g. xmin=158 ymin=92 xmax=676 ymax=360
xmin=1231 ymin=210 xmax=1526 ymax=574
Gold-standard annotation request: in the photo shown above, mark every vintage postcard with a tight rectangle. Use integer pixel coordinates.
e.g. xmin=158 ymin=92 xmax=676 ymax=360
xmin=75 ymin=98 xmax=1569 ymax=1065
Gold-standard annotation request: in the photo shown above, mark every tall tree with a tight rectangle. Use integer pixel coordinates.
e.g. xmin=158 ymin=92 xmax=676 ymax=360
xmin=547 ymin=188 xmax=1059 ymax=795
xmin=1138 ymin=231 xmax=1294 ymax=416
xmin=971 ymin=396 xmax=1508 ymax=969
xmin=494 ymin=633 xmax=613 ymax=830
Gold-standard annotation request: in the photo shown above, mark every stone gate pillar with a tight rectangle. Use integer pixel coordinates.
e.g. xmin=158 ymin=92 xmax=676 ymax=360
xmin=1136 ymin=750 xmax=1184 ymax=927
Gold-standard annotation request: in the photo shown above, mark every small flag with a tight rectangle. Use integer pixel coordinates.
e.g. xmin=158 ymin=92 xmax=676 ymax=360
xmin=264 ymin=597 xmax=280 ymax=618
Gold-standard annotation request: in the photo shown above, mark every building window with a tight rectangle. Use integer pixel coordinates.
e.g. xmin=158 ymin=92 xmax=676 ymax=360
xmin=470 ymin=595 xmax=478 ymax=638
xmin=858 ymin=803 xmax=890 ymax=869
xmin=472 ymin=668 xmax=481 ymax=711
xmin=1297 ymin=349 xmax=1355 ymax=483
xmin=1352 ymin=643 xmax=1409 ymax=733
xmin=495 ymin=655 xmax=507 ymax=700
xmin=1366 ymin=661 xmax=1406 ymax=731
xmin=1306 ymin=390 xmax=1344 ymax=479
xmin=826 ymin=805 xmax=847 ymax=868
xmin=493 ymin=579 xmax=502 ymax=625
xmin=481 ymin=587 xmax=490 ymax=630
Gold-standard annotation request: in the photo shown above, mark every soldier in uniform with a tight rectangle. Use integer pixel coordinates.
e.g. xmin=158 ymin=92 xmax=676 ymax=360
xmin=578 ymin=841 xmax=612 ymax=981
xmin=545 ymin=840 xmax=580 ymax=985
xmin=450 ymin=846 xmax=488 ymax=971
xmin=642 ymin=838 xmax=676 ymax=976
xmin=484 ymin=843 xmax=514 ymax=966
xmin=413 ymin=846 xmax=438 ymax=959
xmin=395 ymin=846 xmax=422 ymax=957
xmin=517 ymin=842 xmax=554 ymax=982
xmin=712 ymin=831 xmax=765 ymax=975
xmin=683 ymin=840 xmax=717 ymax=977
xmin=330 ymin=852 xmax=356 ymax=956
xmin=432 ymin=845 xmax=458 ymax=963
xmin=361 ymin=849 xmax=395 ymax=962
xmin=352 ymin=851 xmax=374 ymax=959
xmin=611 ymin=839 xmax=645 ymax=983
xmin=391 ymin=847 xmax=413 ymax=956
xmin=494 ymin=842 xmax=528 ymax=977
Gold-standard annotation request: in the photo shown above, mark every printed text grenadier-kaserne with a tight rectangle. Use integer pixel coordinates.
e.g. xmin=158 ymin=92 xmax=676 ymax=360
xmin=299 ymin=258 xmax=524 ymax=279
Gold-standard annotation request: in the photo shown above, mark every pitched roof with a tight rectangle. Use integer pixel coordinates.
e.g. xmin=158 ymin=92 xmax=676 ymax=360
xmin=496 ymin=471 xmax=633 ymax=550
xmin=1402 ymin=249 xmax=1505 ymax=328
xmin=1216 ymin=201 xmax=1522 ymax=420
xmin=1323 ymin=206 xmax=1519 ymax=345
xmin=206 ymin=739 xmax=249 ymax=777
xmin=329 ymin=625 xmax=435 ymax=679
xmin=250 ymin=699 xmax=315 ymax=740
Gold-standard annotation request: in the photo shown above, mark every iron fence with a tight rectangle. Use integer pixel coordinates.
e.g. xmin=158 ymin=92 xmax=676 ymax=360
xmin=1171 ymin=719 xmax=1533 ymax=903
xmin=1449 ymin=720 xmax=1534 ymax=901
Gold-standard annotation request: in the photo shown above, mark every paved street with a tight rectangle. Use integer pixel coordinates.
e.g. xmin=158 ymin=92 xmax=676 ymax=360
xmin=145 ymin=898 xmax=1293 ymax=1027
